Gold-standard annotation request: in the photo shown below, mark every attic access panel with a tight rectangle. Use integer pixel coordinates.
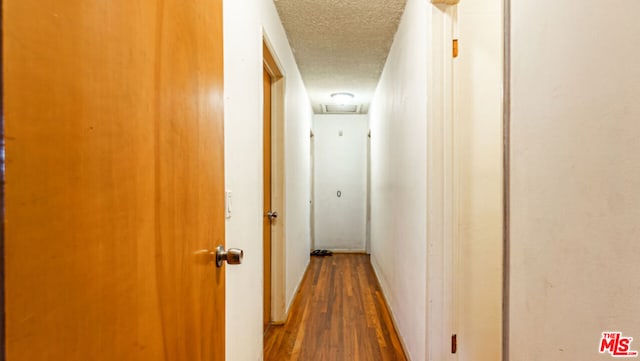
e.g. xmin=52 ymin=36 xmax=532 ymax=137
xmin=322 ymin=104 xmax=363 ymax=114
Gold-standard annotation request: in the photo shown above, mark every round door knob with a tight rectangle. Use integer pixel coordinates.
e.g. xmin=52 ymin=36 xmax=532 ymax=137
xmin=267 ymin=211 xmax=278 ymax=220
xmin=215 ymin=245 xmax=244 ymax=267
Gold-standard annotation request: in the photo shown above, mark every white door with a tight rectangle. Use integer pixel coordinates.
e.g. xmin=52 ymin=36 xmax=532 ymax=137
xmin=451 ymin=0 xmax=503 ymax=359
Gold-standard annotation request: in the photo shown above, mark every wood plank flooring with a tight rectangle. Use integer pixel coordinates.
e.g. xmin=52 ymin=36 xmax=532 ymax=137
xmin=264 ymin=254 xmax=407 ymax=361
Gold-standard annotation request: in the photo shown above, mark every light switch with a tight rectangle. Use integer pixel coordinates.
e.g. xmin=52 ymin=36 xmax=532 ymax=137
xmin=225 ymin=190 xmax=232 ymax=219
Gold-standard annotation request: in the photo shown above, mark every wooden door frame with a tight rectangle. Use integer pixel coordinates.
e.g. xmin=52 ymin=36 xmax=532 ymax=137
xmin=309 ymin=129 xmax=315 ymax=252
xmin=263 ymin=66 xmax=272 ymax=332
xmin=0 ymin=2 xmax=5 ymax=358
xmin=262 ymin=36 xmax=287 ymax=324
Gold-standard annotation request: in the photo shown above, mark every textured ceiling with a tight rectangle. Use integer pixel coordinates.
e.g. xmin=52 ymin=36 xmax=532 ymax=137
xmin=274 ymin=0 xmax=407 ymax=114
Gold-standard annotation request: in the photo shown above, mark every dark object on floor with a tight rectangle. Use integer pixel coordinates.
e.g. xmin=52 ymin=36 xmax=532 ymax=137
xmin=310 ymin=249 xmax=333 ymax=257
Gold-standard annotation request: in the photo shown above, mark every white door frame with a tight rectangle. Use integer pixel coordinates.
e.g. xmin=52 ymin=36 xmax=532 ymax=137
xmin=426 ymin=3 xmax=456 ymax=360
xmin=427 ymin=1 xmax=509 ymax=360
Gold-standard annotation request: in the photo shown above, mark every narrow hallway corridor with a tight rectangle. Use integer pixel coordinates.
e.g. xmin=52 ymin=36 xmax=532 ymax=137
xmin=6 ymin=0 xmax=640 ymax=360
xmin=264 ymin=254 xmax=407 ymax=360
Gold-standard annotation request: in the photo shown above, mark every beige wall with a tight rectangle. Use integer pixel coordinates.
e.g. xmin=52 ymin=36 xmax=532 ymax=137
xmin=453 ymin=0 xmax=503 ymax=359
xmin=223 ymin=0 xmax=313 ymax=359
xmin=510 ymin=1 xmax=640 ymax=360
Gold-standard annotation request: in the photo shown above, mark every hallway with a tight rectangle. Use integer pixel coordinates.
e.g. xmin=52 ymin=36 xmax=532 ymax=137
xmin=264 ymin=254 xmax=407 ymax=360
xmin=4 ymin=0 xmax=640 ymax=360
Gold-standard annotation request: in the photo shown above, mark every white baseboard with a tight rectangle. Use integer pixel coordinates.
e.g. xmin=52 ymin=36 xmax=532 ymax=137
xmin=323 ymin=248 xmax=367 ymax=254
xmin=281 ymin=257 xmax=311 ymax=323
xmin=369 ymin=256 xmax=413 ymax=361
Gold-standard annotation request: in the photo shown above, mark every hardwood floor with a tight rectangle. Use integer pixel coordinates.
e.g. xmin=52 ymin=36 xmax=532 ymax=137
xmin=264 ymin=254 xmax=407 ymax=361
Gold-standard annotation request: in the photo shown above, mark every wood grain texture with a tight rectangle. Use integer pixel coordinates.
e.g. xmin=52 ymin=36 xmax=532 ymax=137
xmin=262 ymin=40 xmax=287 ymax=323
xmin=4 ymin=1 xmax=225 ymax=360
xmin=264 ymin=254 xmax=407 ymax=361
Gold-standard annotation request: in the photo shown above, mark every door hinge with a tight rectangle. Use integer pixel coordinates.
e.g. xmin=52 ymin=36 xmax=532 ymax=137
xmin=451 ymin=334 xmax=457 ymax=354
xmin=453 ymin=39 xmax=459 ymax=58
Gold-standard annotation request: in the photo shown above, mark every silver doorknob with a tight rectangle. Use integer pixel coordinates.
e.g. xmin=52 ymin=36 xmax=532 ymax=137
xmin=267 ymin=211 xmax=278 ymax=220
xmin=215 ymin=245 xmax=243 ymax=267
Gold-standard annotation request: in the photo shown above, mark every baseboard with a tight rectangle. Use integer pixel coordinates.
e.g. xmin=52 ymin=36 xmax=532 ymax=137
xmin=275 ymin=258 xmax=311 ymax=324
xmin=369 ymin=256 xmax=413 ymax=361
xmin=324 ymin=248 xmax=367 ymax=254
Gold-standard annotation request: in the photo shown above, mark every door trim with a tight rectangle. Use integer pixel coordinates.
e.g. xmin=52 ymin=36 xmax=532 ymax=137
xmin=426 ymin=4 xmax=456 ymax=359
xmin=502 ymin=0 xmax=511 ymax=359
xmin=262 ymin=37 xmax=287 ymax=324
xmin=0 ymin=2 xmax=5 ymax=357
xmin=430 ymin=3 xmax=511 ymax=359
xmin=263 ymin=67 xmax=272 ymax=332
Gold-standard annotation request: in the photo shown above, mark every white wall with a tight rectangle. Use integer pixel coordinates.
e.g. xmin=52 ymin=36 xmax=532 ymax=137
xmin=223 ymin=2 xmax=262 ymax=360
xmin=223 ymin=0 xmax=312 ymax=359
xmin=313 ymin=114 xmax=368 ymax=252
xmin=453 ymin=0 xmax=503 ymax=359
xmin=369 ymin=0 xmax=429 ymax=359
xmin=510 ymin=1 xmax=640 ymax=360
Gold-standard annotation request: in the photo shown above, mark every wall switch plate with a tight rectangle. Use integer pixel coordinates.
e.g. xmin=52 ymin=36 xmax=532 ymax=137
xmin=225 ymin=190 xmax=232 ymax=219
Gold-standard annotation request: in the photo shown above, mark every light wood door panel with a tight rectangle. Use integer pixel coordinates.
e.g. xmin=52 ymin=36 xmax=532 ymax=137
xmin=4 ymin=0 xmax=225 ymax=360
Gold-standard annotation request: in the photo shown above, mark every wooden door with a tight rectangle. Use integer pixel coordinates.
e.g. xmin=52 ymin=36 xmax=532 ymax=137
xmin=3 ymin=1 xmax=225 ymax=360
xmin=263 ymin=67 xmax=272 ymax=331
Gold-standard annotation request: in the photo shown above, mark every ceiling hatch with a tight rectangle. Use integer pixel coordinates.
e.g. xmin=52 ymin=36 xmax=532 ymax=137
xmin=322 ymin=104 xmax=363 ymax=114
